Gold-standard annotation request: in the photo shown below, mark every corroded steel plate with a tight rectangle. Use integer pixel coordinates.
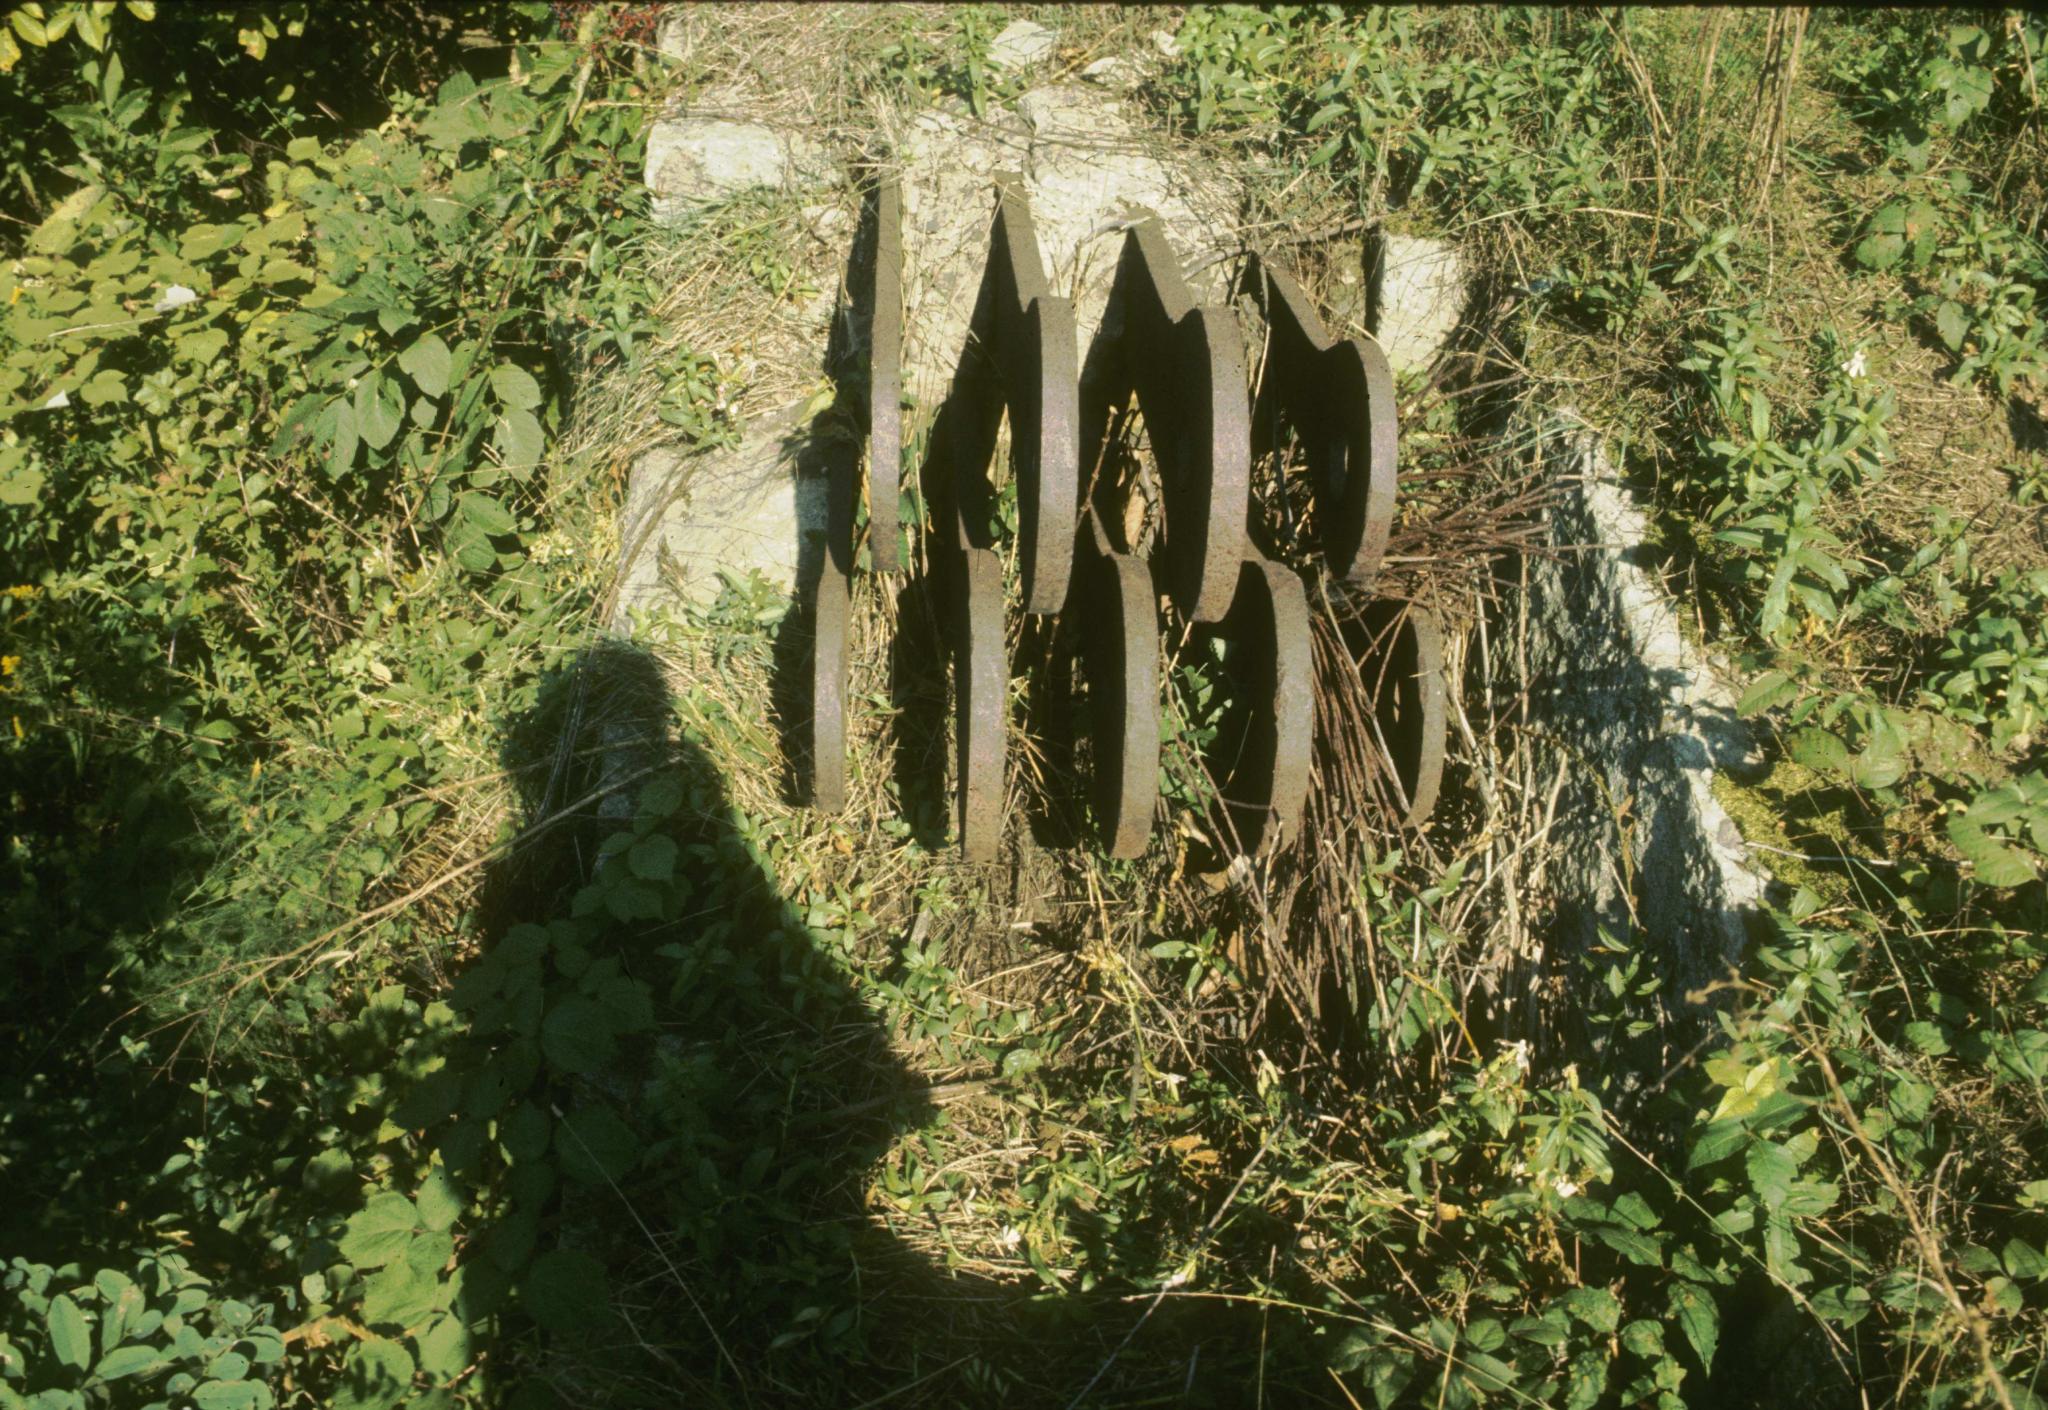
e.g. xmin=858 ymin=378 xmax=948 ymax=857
xmin=955 ymin=547 xmax=1008 ymax=861
xmin=1210 ymin=556 xmax=1314 ymax=854
xmin=1344 ymin=598 xmax=1448 ymax=828
xmin=810 ymin=547 xmax=849 ymax=812
xmin=1245 ymin=255 xmax=1398 ymax=588
xmin=1078 ymin=517 xmax=1160 ymax=858
xmin=1080 ymin=217 xmax=1250 ymax=623
xmin=866 ymin=179 xmax=904 ymax=572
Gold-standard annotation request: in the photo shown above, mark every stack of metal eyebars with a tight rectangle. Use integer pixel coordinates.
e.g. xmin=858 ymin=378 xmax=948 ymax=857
xmin=806 ymin=174 xmax=1447 ymax=863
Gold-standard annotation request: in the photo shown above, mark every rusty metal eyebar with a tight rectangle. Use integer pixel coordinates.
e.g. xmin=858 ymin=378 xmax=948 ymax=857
xmin=810 ymin=177 xmax=1447 ymax=860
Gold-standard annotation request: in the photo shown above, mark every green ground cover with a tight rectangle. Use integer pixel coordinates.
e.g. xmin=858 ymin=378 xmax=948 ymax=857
xmin=1 ymin=5 xmax=2044 ymax=1408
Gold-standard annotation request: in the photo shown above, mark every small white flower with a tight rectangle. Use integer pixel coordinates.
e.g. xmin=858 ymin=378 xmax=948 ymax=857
xmin=1000 ymin=1226 xmax=1022 ymax=1251
xmin=153 ymin=284 xmax=199 ymax=313
xmin=42 ymin=390 xmax=70 ymax=409
xmin=1505 ymin=1039 xmax=1531 ymax=1074
xmin=1164 ymin=1263 xmax=1192 ymax=1290
xmin=1841 ymin=347 xmax=1868 ymax=380
xmin=1554 ymin=1179 xmax=1580 ymax=1199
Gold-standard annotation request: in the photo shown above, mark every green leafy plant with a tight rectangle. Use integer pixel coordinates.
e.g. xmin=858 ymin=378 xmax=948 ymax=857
xmin=1931 ymin=566 xmax=2048 ymax=749
xmin=0 ymin=1250 xmax=291 ymax=1409
xmin=1948 ymin=772 xmax=2048 ymax=887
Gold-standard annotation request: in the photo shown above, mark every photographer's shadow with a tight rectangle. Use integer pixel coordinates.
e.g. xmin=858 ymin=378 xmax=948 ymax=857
xmin=462 ymin=637 xmax=957 ymax=1404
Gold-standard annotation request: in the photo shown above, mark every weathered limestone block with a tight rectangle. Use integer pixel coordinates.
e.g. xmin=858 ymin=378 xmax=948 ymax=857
xmin=986 ymin=19 xmax=1057 ymax=70
xmin=612 ymin=401 xmax=830 ymax=624
xmin=1368 ymin=232 xmax=1468 ymax=376
xmin=644 ymin=117 xmax=833 ymax=222
xmin=1523 ymin=421 xmax=1769 ymax=1053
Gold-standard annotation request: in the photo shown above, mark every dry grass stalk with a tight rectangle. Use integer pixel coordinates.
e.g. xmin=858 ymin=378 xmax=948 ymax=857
xmin=1749 ymin=7 xmax=1810 ymax=208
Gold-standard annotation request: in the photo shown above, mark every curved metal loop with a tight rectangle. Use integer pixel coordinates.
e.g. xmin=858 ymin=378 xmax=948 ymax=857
xmin=921 ymin=175 xmax=1078 ymax=616
xmin=954 ymin=547 xmax=1008 ymax=861
xmin=1341 ymin=597 xmax=1448 ymax=828
xmin=1242 ymin=254 xmax=1398 ymax=588
xmin=1077 ymin=514 xmax=1160 ymax=858
xmin=864 ymin=179 xmax=904 ymax=573
xmin=1080 ymin=216 xmax=1250 ymax=623
xmin=812 ymin=186 xmax=1442 ymax=854
xmin=809 ymin=549 xmax=849 ymax=812
xmin=1206 ymin=556 xmax=1315 ymax=854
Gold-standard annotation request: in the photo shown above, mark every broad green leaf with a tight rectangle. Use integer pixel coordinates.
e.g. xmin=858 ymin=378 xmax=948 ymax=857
xmin=1846 ymin=742 xmax=1906 ymax=791
xmin=490 ymin=364 xmax=541 ymax=411
xmin=1746 ymin=1139 xmax=1798 ymax=1211
xmin=556 ymin=1102 xmax=639 ymax=1186
xmin=398 ymin=333 xmax=451 ymax=397
xmin=1935 ymin=300 xmax=1969 ymax=352
xmin=1564 ymin=1349 xmax=1609 ymax=1410
xmin=93 ymin=1344 xmax=167 ymax=1380
xmin=80 ymin=370 xmax=126 ymax=406
xmin=1948 ymin=810 xmax=2040 ymax=887
xmin=1509 ymin=1311 xmax=1569 ymax=1347
xmin=626 ymin=835 xmax=676 ymax=882
xmin=1735 ymin=670 xmax=1797 ymax=718
xmin=1559 ymin=1286 xmax=1619 ymax=1334
xmin=409 ymin=1228 xmax=455 ymax=1278
xmin=47 ymin=1294 xmax=90 ymax=1371
xmin=493 ymin=408 xmax=543 ymax=472
xmin=414 ymin=1314 xmax=471 ymax=1381
xmin=520 ymin=1249 xmax=608 ymax=1335
xmin=361 ymin=1260 xmax=436 ymax=1331
xmin=2004 ymin=1238 xmax=2048 ymax=1281
xmin=303 ymin=1147 xmax=353 ymax=1199
xmin=1789 ymin=727 xmax=1850 ymax=777
xmin=1854 ymin=204 xmax=1908 ymax=270
xmin=340 ymin=1192 xmax=421 ymax=1269
xmin=1619 ymin=1318 xmax=1665 ymax=1359
xmin=193 ymin=1383 xmax=259 ymax=1410
xmin=1589 ymin=1224 xmax=1663 ymax=1267
xmin=1668 ymin=1282 xmax=1719 ymax=1369
xmin=455 ymin=492 xmax=515 ymax=537
xmin=355 ymin=373 xmax=404 ymax=451
xmin=0 ymin=456 xmax=45 ymax=506
xmin=326 ymin=397 xmax=358 ymax=478
xmin=1942 ymin=63 xmax=1994 ymax=125
xmin=449 ymin=526 xmax=496 ymax=573
xmin=333 ymin=1337 xmax=414 ymax=1410
xmin=415 ymin=1167 xmax=465 ymax=1233
xmin=637 ymin=775 xmax=686 ymax=819
xmin=540 ymin=996 xmax=617 ymax=1075
xmin=1001 ymin=1047 xmax=1042 ymax=1078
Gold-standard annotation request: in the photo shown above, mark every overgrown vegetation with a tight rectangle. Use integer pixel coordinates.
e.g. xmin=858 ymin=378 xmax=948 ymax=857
xmin=3 ymin=5 xmax=2046 ymax=1409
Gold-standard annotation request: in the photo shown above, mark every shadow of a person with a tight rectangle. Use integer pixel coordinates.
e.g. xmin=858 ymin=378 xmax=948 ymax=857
xmin=450 ymin=637 xmax=1285 ymax=1409
xmin=439 ymin=635 xmax=946 ymax=1405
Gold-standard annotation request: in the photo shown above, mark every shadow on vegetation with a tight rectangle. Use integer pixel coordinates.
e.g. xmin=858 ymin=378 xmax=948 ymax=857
xmin=464 ymin=636 xmax=1307 ymax=1407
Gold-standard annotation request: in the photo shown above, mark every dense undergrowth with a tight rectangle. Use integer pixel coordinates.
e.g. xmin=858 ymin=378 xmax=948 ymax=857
xmin=1156 ymin=6 xmax=2048 ymax=1406
xmin=1 ymin=4 xmax=2045 ymax=1409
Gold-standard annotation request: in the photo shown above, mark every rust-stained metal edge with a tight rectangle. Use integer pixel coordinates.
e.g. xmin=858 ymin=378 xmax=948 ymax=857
xmin=1347 ymin=597 xmax=1448 ymax=828
xmin=991 ymin=176 xmax=1077 ymax=616
xmin=867 ymin=178 xmax=904 ymax=573
xmin=810 ymin=548 xmax=850 ymax=812
xmin=1082 ymin=216 xmax=1249 ymax=623
xmin=1021 ymin=290 xmax=1079 ymax=616
xmin=956 ymin=547 xmax=1007 ymax=860
xmin=1245 ymin=255 xmax=1398 ymax=588
xmin=1399 ymin=605 xmax=1448 ymax=826
xmin=1079 ymin=515 xmax=1159 ymax=858
xmin=1213 ymin=556 xmax=1314 ymax=854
